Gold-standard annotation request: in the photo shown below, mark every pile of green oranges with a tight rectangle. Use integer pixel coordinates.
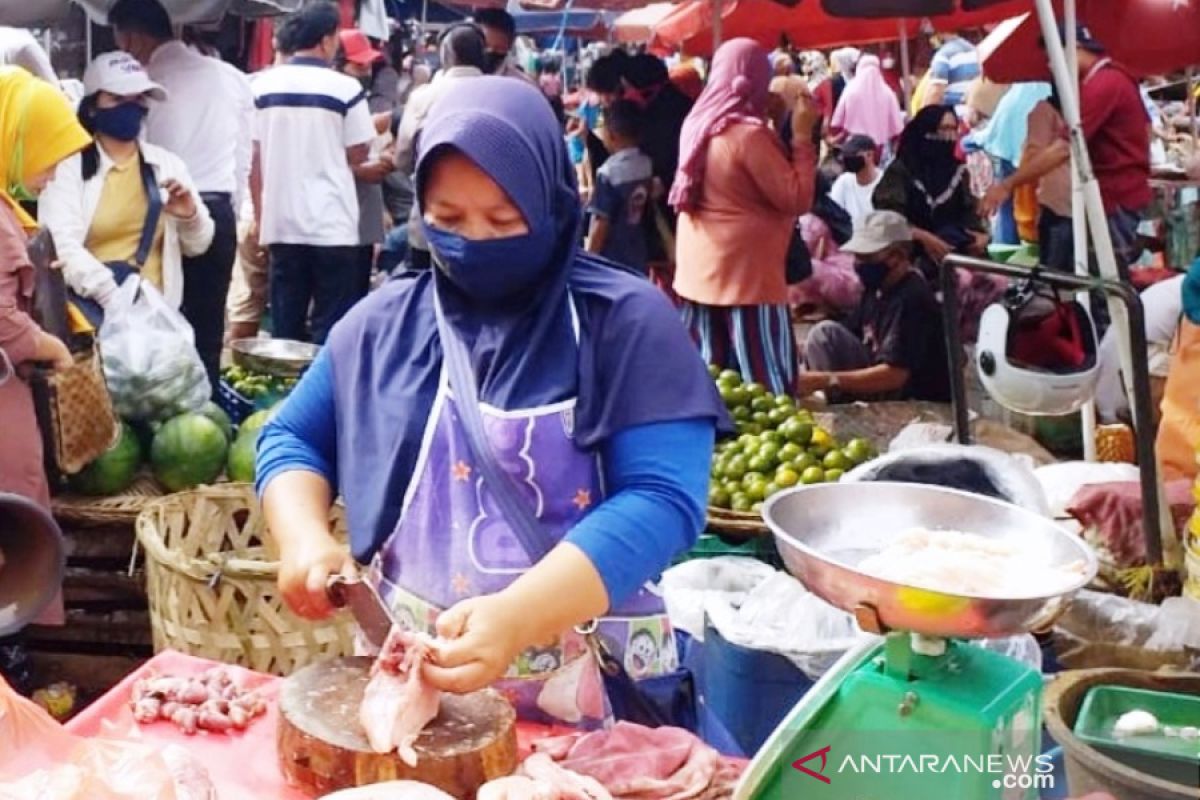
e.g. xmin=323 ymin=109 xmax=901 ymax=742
xmin=709 ymin=367 xmax=876 ymax=513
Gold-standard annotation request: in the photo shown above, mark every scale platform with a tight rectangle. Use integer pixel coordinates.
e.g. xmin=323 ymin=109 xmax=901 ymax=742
xmin=736 ymin=482 xmax=1097 ymax=800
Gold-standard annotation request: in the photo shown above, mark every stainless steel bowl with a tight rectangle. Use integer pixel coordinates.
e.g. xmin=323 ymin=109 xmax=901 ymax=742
xmin=230 ymin=338 xmax=319 ymax=378
xmin=761 ymin=482 xmax=1098 ymax=639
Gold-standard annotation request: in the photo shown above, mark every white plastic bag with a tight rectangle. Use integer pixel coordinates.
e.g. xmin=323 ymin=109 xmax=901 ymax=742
xmin=844 ymin=444 xmax=1050 ymax=515
xmin=98 ymin=279 xmax=209 ymax=421
xmin=661 ymin=558 xmax=867 ymax=680
xmin=0 ymin=677 xmax=216 ymax=799
xmin=660 ymin=557 xmax=777 ymax=641
xmin=706 ymin=572 xmax=867 ymax=680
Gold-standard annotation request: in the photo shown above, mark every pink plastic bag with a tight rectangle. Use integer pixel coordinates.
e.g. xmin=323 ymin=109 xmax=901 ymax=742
xmin=0 ymin=677 xmax=215 ymax=800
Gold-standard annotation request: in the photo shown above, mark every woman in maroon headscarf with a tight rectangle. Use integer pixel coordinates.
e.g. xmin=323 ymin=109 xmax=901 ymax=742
xmin=671 ymin=39 xmax=818 ymax=396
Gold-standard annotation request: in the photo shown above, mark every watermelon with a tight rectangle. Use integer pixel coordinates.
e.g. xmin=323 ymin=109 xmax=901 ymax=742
xmin=69 ymin=422 xmax=142 ymax=496
xmin=151 ymin=413 xmax=230 ymax=492
xmin=198 ymin=401 xmax=233 ymax=442
xmin=237 ymin=404 xmax=279 ymax=441
xmin=226 ymin=432 xmax=257 ymax=483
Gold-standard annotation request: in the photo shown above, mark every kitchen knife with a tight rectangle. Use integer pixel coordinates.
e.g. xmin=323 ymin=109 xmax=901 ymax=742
xmin=326 ymin=574 xmax=396 ymax=649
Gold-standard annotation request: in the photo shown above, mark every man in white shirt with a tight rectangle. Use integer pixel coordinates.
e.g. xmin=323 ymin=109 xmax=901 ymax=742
xmin=109 ymin=0 xmax=254 ymax=392
xmin=828 ymin=135 xmax=881 ymax=228
xmin=393 ymin=23 xmax=486 ymax=269
xmin=249 ymin=1 xmax=374 ymax=344
xmin=0 ymin=27 xmax=56 ymax=83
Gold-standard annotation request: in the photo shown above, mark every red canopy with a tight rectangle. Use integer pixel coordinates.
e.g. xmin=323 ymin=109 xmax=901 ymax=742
xmin=981 ymin=1 xmax=1200 ymax=82
xmin=652 ymin=0 xmax=1031 ymax=57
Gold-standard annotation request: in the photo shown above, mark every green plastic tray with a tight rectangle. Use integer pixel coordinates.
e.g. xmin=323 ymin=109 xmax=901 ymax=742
xmin=1074 ymin=685 xmax=1200 ymax=786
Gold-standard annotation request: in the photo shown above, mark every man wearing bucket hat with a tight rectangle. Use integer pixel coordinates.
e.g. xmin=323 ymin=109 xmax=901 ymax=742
xmin=799 ymin=210 xmax=950 ymax=403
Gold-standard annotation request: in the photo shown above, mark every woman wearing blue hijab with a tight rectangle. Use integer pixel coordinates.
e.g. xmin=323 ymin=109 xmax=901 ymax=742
xmin=257 ymin=77 xmax=727 ymax=725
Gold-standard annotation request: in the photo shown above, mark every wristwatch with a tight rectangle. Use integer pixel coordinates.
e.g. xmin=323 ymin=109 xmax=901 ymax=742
xmin=826 ymin=374 xmax=840 ymax=391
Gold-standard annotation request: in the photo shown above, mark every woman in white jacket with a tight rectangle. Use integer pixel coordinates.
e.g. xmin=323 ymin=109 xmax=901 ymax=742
xmin=39 ymin=51 xmax=212 ymax=311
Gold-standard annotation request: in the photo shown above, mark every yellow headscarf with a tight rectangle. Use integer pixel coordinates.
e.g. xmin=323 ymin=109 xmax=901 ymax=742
xmin=0 ymin=67 xmax=91 ymax=230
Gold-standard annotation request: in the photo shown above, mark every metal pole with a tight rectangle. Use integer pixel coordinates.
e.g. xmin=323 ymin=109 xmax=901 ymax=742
xmin=421 ymin=0 xmax=429 ymax=34
xmin=1036 ymin=0 xmax=1178 ymax=568
xmin=898 ymin=18 xmax=912 ymax=112
xmin=711 ymin=0 xmax=723 ymax=54
xmin=1189 ymin=67 xmax=1198 ymax=156
xmin=1062 ymin=0 xmax=1097 ymax=462
xmin=943 ymin=255 xmax=1165 ymax=567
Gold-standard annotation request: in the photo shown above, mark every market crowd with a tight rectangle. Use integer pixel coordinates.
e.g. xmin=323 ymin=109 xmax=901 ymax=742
xmin=0 ymin=0 xmax=1197 ymax=719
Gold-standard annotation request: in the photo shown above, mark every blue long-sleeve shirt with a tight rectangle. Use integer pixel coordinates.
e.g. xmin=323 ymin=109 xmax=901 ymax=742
xmin=256 ymin=349 xmax=714 ymax=606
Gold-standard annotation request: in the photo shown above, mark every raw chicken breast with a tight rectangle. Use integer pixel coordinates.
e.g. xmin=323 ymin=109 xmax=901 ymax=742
xmin=857 ymin=528 xmax=1086 ymax=598
xmin=360 ymin=628 xmax=441 ymax=766
xmin=320 ymin=780 xmax=458 ymax=800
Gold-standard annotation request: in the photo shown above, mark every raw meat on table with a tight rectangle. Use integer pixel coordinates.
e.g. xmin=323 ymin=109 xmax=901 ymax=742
xmin=129 ymin=666 xmax=267 ymax=735
xmin=531 ymin=723 xmax=732 ymax=800
xmin=320 ymin=780 xmax=457 ymax=800
xmin=361 ymin=627 xmax=441 ymax=766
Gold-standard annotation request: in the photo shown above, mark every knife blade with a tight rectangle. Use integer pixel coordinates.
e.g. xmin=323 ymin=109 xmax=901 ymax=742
xmin=326 ymin=574 xmax=396 ymax=649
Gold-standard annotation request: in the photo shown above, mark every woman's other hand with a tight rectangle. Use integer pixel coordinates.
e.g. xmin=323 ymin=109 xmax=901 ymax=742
xmin=277 ymin=525 xmax=355 ymax=620
xmin=981 ymin=181 xmax=1012 ymax=217
xmin=35 ymin=332 xmax=73 ymax=371
xmin=161 ymin=179 xmax=198 ymax=220
xmin=913 ymin=228 xmax=953 ymax=263
xmin=423 ymin=592 xmax=530 ymax=694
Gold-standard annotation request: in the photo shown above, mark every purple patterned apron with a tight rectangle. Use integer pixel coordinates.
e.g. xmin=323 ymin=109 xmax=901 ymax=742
xmin=369 ymin=298 xmax=678 ymax=727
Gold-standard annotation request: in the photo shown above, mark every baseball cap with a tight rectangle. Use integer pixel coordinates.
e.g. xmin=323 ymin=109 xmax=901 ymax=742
xmin=339 ymin=29 xmax=382 ymax=66
xmin=842 ymin=210 xmax=912 ymax=255
xmin=841 ymin=134 xmax=877 ymax=158
xmin=1044 ymin=21 xmax=1105 ymax=54
xmin=83 ymin=51 xmax=167 ymax=101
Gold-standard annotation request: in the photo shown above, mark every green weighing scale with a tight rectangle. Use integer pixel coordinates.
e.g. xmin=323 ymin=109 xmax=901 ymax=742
xmin=736 ymin=482 xmax=1098 ymax=800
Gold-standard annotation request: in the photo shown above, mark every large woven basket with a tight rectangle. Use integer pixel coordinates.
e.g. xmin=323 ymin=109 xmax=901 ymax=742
xmin=53 ymin=472 xmax=164 ymax=525
xmin=136 ymin=484 xmax=355 ymax=675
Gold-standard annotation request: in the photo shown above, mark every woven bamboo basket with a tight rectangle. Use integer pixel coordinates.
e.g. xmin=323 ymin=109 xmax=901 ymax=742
xmin=705 ymin=506 xmax=769 ymax=538
xmin=136 ymin=483 xmax=355 ymax=675
xmin=53 ymin=473 xmax=164 ymax=525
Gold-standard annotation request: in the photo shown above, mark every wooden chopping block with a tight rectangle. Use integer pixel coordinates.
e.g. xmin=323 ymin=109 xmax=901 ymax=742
xmin=278 ymin=657 xmax=518 ymax=798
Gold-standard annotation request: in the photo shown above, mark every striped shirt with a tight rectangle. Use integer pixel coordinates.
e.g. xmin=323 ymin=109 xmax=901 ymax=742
xmin=929 ymin=37 xmax=980 ymax=108
xmin=252 ymin=58 xmax=374 ymax=246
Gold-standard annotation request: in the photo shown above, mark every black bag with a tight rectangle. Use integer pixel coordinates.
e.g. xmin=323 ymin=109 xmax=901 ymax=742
xmin=813 ymin=172 xmax=853 ymax=246
xmin=785 ymin=225 xmax=813 ymax=284
xmin=433 ymin=293 xmax=694 ymax=730
xmin=69 ymin=154 xmax=162 ymax=328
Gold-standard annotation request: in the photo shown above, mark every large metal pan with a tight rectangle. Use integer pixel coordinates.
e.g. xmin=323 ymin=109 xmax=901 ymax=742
xmin=761 ymin=482 xmax=1098 ymax=639
xmin=230 ymin=338 xmax=319 ymax=378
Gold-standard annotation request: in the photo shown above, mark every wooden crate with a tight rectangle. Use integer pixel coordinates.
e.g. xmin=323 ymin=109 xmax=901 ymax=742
xmin=26 ymin=517 xmax=153 ymax=703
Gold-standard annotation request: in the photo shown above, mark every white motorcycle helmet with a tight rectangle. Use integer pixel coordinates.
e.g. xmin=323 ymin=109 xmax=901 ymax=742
xmin=976 ymin=285 xmax=1099 ymax=416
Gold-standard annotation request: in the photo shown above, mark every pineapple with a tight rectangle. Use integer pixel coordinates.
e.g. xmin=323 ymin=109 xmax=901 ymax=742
xmin=1095 ymin=424 xmax=1135 ymax=463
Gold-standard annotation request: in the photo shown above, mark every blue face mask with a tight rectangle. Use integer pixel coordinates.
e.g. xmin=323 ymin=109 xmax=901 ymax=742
xmin=423 ymin=223 xmax=556 ymax=304
xmin=92 ymin=101 xmax=147 ymax=142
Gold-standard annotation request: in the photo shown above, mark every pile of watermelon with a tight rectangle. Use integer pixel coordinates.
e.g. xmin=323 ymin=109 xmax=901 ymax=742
xmin=69 ymin=402 xmax=276 ymax=496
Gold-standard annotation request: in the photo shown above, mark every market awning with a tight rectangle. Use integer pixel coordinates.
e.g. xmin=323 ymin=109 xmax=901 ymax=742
xmin=612 ymin=2 xmax=673 ymax=43
xmin=981 ymin=2 xmax=1200 ymax=82
xmin=652 ymin=0 xmax=1031 ymax=57
xmin=513 ymin=8 xmax=612 ymax=36
xmin=2 ymin=0 xmax=304 ymax=26
xmin=819 ymin=0 xmax=1025 ymax=16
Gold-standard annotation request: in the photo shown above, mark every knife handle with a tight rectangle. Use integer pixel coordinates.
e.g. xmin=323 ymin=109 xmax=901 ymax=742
xmin=326 ymin=574 xmax=349 ymax=608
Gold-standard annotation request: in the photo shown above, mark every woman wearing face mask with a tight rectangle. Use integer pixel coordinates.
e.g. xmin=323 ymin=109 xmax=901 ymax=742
xmin=0 ymin=67 xmax=91 ymax=627
xmin=38 ymin=52 xmax=212 ymax=315
xmin=873 ymin=105 xmax=1002 ymax=342
xmin=873 ymin=105 xmax=989 ymax=271
xmin=256 ymin=78 xmax=727 ymax=726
